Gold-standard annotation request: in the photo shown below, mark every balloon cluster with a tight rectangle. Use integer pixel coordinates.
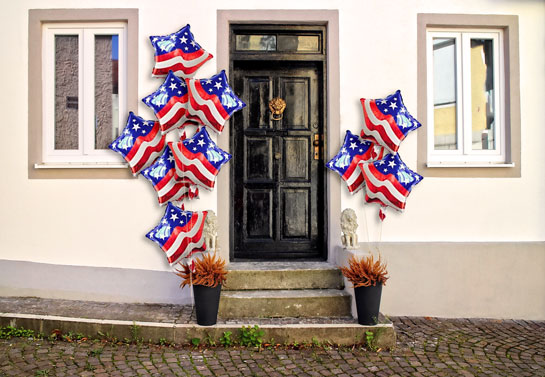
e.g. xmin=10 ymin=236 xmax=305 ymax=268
xmin=109 ymin=24 xmax=245 ymax=266
xmin=327 ymin=90 xmax=423 ymax=220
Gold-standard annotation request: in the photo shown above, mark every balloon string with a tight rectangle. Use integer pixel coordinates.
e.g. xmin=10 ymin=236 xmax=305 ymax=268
xmin=362 ymin=205 xmax=370 ymax=247
xmin=377 ymin=215 xmax=383 ymax=255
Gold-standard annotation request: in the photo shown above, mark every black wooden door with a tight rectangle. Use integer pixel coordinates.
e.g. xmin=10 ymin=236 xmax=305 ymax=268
xmin=232 ymin=61 xmax=325 ymax=259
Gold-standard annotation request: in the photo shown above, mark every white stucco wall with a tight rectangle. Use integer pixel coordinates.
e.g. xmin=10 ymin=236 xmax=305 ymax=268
xmin=0 ymin=0 xmax=543 ymax=317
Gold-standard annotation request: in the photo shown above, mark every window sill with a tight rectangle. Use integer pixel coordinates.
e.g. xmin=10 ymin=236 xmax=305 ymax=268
xmin=426 ymin=162 xmax=515 ymax=168
xmin=34 ymin=162 xmax=129 ymax=169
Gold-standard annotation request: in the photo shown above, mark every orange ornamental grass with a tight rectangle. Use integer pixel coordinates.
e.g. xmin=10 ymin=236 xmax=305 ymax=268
xmin=174 ymin=253 xmax=228 ymax=289
xmin=340 ymin=254 xmax=389 ymax=288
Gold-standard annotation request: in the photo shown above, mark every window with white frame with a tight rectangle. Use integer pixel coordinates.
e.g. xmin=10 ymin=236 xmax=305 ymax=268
xmin=42 ymin=22 xmax=127 ymax=163
xmin=426 ymin=29 xmax=505 ymax=165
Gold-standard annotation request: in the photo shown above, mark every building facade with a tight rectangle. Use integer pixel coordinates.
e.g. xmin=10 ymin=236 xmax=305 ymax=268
xmin=0 ymin=0 xmax=544 ymax=320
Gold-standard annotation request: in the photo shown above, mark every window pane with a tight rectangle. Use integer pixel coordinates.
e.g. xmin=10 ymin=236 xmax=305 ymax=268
xmin=54 ymin=35 xmax=79 ymax=150
xmin=277 ymin=35 xmax=319 ymax=52
xmin=236 ymin=35 xmax=276 ymax=51
xmin=95 ymin=35 xmax=119 ymax=150
xmin=470 ymin=38 xmax=495 ymax=150
xmin=432 ymin=37 xmax=457 ymax=150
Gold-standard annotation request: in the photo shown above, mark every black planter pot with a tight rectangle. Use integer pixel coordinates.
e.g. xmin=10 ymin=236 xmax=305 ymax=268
xmin=193 ymin=284 xmax=222 ymax=326
xmin=354 ymin=284 xmax=382 ymax=325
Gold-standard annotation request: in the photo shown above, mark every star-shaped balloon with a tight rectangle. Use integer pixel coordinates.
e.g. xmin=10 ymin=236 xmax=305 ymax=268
xmin=359 ymin=153 xmax=423 ymax=215
xmin=360 ymin=90 xmax=421 ymax=154
xmin=327 ymin=130 xmax=385 ymax=194
xmin=146 ymin=202 xmax=207 ymax=265
xmin=142 ymin=70 xmax=198 ymax=134
xmin=169 ymin=127 xmax=232 ymax=191
xmin=186 ymin=70 xmax=246 ymax=134
xmin=141 ymin=146 xmax=199 ymax=205
xmin=109 ymin=112 xmax=166 ymax=176
xmin=149 ymin=24 xmax=213 ymax=78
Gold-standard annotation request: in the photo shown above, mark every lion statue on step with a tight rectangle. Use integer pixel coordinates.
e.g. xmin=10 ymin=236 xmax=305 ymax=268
xmin=341 ymin=208 xmax=358 ymax=249
xmin=203 ymin=210 xmax=218 ymax=252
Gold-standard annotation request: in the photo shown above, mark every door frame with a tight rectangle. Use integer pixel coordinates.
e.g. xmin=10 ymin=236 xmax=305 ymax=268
xmin=216 ymin=10 xmax=341 ymax=263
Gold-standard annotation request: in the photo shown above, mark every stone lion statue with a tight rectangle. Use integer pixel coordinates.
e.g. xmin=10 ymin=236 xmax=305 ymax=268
xmin=341 ymin=208 xmax=358 ymax=249
xmin=203 ymin=210 xmax=218 ymax=252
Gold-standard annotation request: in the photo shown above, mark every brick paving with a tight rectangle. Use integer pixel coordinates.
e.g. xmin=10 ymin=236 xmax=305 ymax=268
xmin=1 ymin=316 xmax=544 ymax=376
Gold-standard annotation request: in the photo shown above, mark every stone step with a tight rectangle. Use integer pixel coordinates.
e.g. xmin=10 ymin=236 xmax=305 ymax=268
xmin=0 ymin=312 xmax=396 ymax=349
xmin=218 ymin=289 xmax=351 ymax=319
xmin=225 ymin=262 xmax=344 ymax=290
xmin=0 ymin=297 xmax=396 ymax=349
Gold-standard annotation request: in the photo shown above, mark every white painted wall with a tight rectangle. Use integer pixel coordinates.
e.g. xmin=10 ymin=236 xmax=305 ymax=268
xmin=0 ymin=0 xmax=544 ymax=316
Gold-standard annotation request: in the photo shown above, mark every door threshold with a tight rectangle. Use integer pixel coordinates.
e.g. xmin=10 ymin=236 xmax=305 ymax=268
xmin=227 ymin=260 xmax=337 ymax=270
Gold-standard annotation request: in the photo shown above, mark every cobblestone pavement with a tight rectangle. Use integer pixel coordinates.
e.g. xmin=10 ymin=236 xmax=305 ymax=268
xmin=1 ymin=317 xmax=544 ymax=377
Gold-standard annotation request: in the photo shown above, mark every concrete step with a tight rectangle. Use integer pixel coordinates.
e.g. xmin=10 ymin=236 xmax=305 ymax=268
xmin=0 ymin=297 xmax=396 ymax=348
xmin=0 ymin=312 xmax=395 ymax=349
xmin=218 ymin=289 xmax=351 ymax=319
xmin=225 ymin=262 xmax=344 ymax=290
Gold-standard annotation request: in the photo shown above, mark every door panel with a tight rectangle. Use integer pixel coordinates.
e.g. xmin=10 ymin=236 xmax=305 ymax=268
xmin=283 ymin=137 xmax=309 ymax=180
xmin=281 ymin=188 xmax=310 ymax=239
xmin=245 ymin=189 xmax=273 ymax=239
xmin=232 ymin=62 xmax=324 ymax=259
xmin=280 ymin=77 xmax=309 ymax=129
xmin=247 ymin=77 xmax=272 ymax=129
xmin=246 ymin=138 xmax=273 ymax=181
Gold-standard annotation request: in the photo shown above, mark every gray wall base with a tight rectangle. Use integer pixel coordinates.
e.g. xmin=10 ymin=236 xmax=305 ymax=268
xmin=0 ymin=260 xmax=190 ymax=305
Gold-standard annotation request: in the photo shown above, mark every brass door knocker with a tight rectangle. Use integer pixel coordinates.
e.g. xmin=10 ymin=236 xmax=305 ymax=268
xmin=268 ymin=98 xmax=286 ymax=120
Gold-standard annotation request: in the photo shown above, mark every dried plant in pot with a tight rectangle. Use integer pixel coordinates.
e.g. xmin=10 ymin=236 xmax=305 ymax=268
xmin=174 ymin=253 xmax=228 ymax=326
xmin=340 ymin=254 xmax=389 ymax=325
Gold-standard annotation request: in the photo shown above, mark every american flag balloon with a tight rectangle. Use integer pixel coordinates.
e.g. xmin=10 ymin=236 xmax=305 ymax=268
xmin=169 ymin=127 xmax=232 ymax=191
xmin=359 ymin=153 xmax=423 ymax=213
xmin=141 ymin=146 xmax=199 ymax=205
xmin=109 ymin=112 xmax=166 ymax=176
xmin=186 ymin=70 xmax=246 ymax=134
xmin=142 ymin=70 xmax=198 ymax=134
xmin=146 ymin=202 xmax=207 ymax=266
xmin=327 ymin=130 xmax=386 ymax=194
xmin=360 ymin=90 xmax=421 ymax=154
xmin=149 ymin=24 xmax=213 ymax=79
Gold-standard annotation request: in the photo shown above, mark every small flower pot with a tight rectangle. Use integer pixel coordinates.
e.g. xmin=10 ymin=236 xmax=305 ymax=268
xmin=193 ymin=284 xmax=222 ymax=326
xmin=354 ymin=284 xmax=382 ymax=325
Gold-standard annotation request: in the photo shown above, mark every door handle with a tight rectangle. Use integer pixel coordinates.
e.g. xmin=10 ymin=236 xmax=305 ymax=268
xmin=274 ymin=152 xmax=282 ymax=160
xmin=313 ymin=134 xmax=322 ymax=160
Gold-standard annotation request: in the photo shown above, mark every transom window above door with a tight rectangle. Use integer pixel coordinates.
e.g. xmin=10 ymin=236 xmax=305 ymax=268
xmin=231 ymin=25 xmax=325 ymax=56
xmin=235 ymin=34 xmax=321 ymax=52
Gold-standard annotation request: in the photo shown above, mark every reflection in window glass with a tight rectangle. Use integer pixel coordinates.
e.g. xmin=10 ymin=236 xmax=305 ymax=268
xmin=236 ymin=35 xmax=276 ymax=51
xmin=432 ymin=38 xmax=457 ymax=150
xmin=470 ymin=38 xmax=495 ymax=150
xmin=54 ymin=35 xmax=79 ymax=150
xmin=95 ymin=35 xmax=119 ymax=150
xmin=277 ymin=35 xmax=319 ymax=52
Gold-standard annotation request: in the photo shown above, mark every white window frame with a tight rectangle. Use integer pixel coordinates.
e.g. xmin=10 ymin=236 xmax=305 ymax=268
xmin=42 ymin=22 xmax=127 ymax=163
xmin=426 ymin=28 xmax=505 ymax=166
